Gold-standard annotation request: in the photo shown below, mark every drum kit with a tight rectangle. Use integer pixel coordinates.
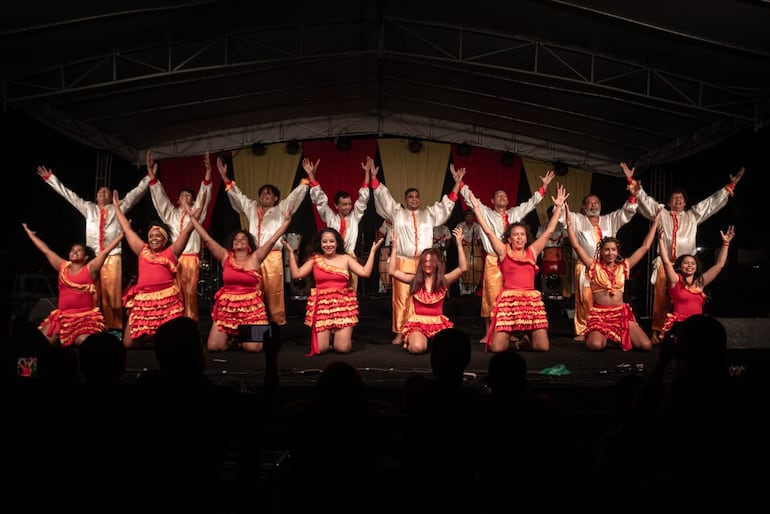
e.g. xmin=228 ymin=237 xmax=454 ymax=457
xmin=540 ymin=246 xmax=567 ymax=300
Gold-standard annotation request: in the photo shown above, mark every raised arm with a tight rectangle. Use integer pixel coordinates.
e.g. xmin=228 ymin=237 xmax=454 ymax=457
xmin=470 ymin=194 xmax=506 ymax=259
xmin=22 ymin=223 xmax=64 ymax=270
xmin=566 ymin=206 xmax=594 ymax=268
xmin=702 ymin=226 xmax=735 ymax=286
xmin=528 ymin=183 xmax=568 ymax=256
xmin=627 ymin=207 xmax=663 ymax=268
xmin=87 ymin=232 xmax=124 ymax=279
xmin=183 ymin=203 xmax=227 ymax=262
xmin=444 ymin=227 xmax=468 ymax=284
xmin=281 ymin=238 xmax=313 ymax=279
xmin=170 ymin=196 xmax=206 ymax=257
xmin=387 ymin=230 xmax=414 ymax=284
xmin=112 ymin=190 xmax=144 ymax=255
xmin=255 ymin=211 xmax=292 ymax=264
xmin=657 ymin=231 xmax=679 ymax=288
xmin=348 ymin=237 xmax=384 ymax=278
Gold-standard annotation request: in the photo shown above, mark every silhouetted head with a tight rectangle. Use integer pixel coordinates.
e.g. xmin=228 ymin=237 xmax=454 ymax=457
xmin=154 ymin=316 xmax=205 ymax=377
xmin=430 ymin=328 xmax=471 ymax=383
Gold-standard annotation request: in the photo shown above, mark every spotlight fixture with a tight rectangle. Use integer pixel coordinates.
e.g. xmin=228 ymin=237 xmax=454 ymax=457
xmin=553 ymin=161 xmax=569 ymax=176
xmin=251 ymin=142 xmax=266 ymax=156
xmin=501 ymin=151 xmax=516 ymax=167
xmin=408 ymin=139 xmax=422 ymax=153
xmin=286 ymin=140 xmax=300 ymax=155
xmin=456 ymin=143 xmax=471 ymax=157
xmin=335 ymin=136 xmax=352 ymax=152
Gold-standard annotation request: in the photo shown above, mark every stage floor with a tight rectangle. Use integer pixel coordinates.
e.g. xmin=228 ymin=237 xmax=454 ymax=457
xmin=124 ymin=294 xmax=770 ymax=397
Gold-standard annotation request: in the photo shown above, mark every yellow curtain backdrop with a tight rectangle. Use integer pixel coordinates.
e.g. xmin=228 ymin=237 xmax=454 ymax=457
xmin=377 ymin=139 xmax=451 ymax=204
xmin=522 ymin=157 xmax=593 ymax=225
xmin=231 ymin=143 xmax=303 ymax=229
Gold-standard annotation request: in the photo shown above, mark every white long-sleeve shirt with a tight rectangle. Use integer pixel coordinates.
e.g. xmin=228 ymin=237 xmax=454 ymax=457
xmin=43 ymin=173 xmax=150 ymax=256
xmin=149 ymin=179 xmax=212 ymax=255
xmin=635 ymin=184 xmax=731 ymax=282
xmin=372 ymin=180 xmax=457 ymax=260
xmin=309 ymin=182 xmax=370 ymax=253
xmin=565 ymin=199 xmax=638 ymax=259
xmin=459 ymin=184 xmax=544 ymax=254
xmin=226 ymin=182 xmax=309 ymax=250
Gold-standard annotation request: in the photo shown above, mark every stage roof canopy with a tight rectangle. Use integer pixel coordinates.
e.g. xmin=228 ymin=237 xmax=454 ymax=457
xmin=3 ymin=0 xmax=770 ymax=175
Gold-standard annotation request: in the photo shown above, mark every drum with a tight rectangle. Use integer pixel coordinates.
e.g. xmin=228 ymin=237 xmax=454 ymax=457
xmin=541 ymin=246 xmax=566 ymax=300
xmin=542 ymin=246 xmax=566 ymax=275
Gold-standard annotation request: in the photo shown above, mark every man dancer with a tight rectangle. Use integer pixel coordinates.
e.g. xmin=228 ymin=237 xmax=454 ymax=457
xmin=624 ymin=162 xmax=744 ymax=343
xmin=308 ymin=156 xmax=371 ymax=293
xmin=371 ymin=158 xmax=465 ymax=345
xmin=218 ymin=155 xmax=310 ymax=325
xmin=560 ymin=184 xmax=638 ymax=341
xmin=146 ymin=149 xmax=212 ymax=321
xmin=459 ymin=171 xmax=555 ymax=341
xmin=36 ymin=164 xmax=151 ymax=331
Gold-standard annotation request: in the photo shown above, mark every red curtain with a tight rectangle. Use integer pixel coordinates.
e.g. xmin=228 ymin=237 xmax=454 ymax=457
xmin=155 ymin=154 xmax=223 ymax=229
xmin=301 ymin=138 xmax=379 ymax=230
xmin=450 ymin=145 xmax=522 ymax=211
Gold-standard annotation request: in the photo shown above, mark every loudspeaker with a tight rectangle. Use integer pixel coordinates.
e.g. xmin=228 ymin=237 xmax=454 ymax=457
xmin=28 ymin=297 xmax=57 ymax=324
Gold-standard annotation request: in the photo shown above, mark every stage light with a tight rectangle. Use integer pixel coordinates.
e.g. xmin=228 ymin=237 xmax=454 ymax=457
xmin=335 ymin=136 xmax=351 ymax=152
xmin=408 ymin=139 xmax=422 ymax=153
xmin=501 ymin=151 xmax=515 ymax=166
xmin=251 ymin=142 xmax=266 ymax=156
xmin=553 ymin=161 xmax=569 ymax=176
xmin=286 ymin=140 xmax=300 ymax=155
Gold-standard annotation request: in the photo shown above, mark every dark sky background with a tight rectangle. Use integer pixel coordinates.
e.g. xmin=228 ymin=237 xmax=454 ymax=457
xmin=3 ymin=111 xmax=768 ymax=326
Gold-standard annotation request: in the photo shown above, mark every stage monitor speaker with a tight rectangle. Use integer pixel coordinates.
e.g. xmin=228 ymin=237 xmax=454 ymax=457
xmin=28 ymin=297 xmax=57 ymax=325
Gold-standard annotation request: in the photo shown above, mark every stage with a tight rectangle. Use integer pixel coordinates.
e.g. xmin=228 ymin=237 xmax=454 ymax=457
xmin=124 ymin=294 xmax=770 ymax=404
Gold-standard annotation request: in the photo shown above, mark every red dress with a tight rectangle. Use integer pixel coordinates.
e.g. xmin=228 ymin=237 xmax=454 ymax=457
xmin=401 ymin=288 xmax=453 ymax=340
xmin=304 ymin=254 xmax=358 ymax=356
xmin=122 ymin=245 xmax=183 ymax=339
xmin=211 ymin=252 xmax=268 ymax=335
xmin=39 ymin=261 xmax=105 ymax=346
xmin=659 ymin=276 xmax=707 ymax=338
xmin=486 ymin=247 xmax=548 ymax=350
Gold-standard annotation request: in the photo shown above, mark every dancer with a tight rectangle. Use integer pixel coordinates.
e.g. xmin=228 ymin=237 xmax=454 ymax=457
xmin=566 ymin=203 xmax=662 ymax=351
xmin=470 ymin=184 xmax=568 ymax=353
xmin=36 ymin=165 xmax=150 ymax=330
xmin=146 ymin=149 xmax=212 ymax=321
xmin=22 ymin=223 xmax=123 ymax=347
xmin=183 ymin=203 xmax=291 ymax=352
xmin=657 ymin=225 xmax=735 ymax=340
xmin=560 ymin=180 xmax=638 ymax=341
xmin=371 ymin=158 xmax=464 ymax=345
xmin=308 ymin=156 xmax=371 ymax=293
xmin=284 ymin=228 xmax=384 ymax=356
xmin=624 ymin=162 xmax=744 ymax=343
xmin=114 ymin=191 xmax=204 ymax=348
xmin=219 ymin=155 xmax=310 ymax=325
xmin=460 ymin=171 xmax=554 ymax=341
xmin=388 ymin=226 xmax=467 ymax=354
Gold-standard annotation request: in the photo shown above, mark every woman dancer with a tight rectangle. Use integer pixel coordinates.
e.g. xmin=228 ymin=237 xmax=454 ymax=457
xmin=22 ymin=223 xmax=123 ymax=347
xmin=657 ymin=225 xmax=734 ymax=340
xmin=566 ymin=204 xmax=662 ymax=351
xmin=388 ymin=227 xmax=467 ymax=354
xmin=183 ymin=203 xmax=291 ymax=352
xmin=470 ymin=184 xmax=568 ymax=352
xmin=114 ymin=190 xmax=203 ymax=348
xmin=284 ymin=228 xmax=383 ymax=356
